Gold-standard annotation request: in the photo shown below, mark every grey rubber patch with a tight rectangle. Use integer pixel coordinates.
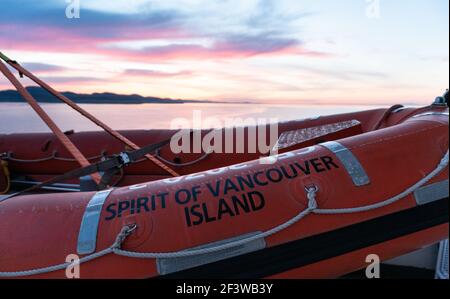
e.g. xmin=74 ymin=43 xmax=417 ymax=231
xmin=157 ymin=232 xmax=266 ymax=275
xmin=320 ymin=141 xmax=370 ymax=187
xmin=414 ymin=180 xmax=449 ymax=206
xmin=77 ymin=189 xmax=113 ymax=255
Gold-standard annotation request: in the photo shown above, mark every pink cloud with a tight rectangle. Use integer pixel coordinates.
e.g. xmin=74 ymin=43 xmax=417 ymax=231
xmin=123 ymin=69 xmax=193 ymax=78
xmin=0 ymin=23 xmax=331 ymax=63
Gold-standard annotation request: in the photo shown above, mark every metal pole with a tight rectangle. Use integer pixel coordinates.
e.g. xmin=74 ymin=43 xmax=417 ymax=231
xmin=0 ymin=52 xmax=179 ymax=177
xmin=0 ymin=59 xmax=102 ymax=184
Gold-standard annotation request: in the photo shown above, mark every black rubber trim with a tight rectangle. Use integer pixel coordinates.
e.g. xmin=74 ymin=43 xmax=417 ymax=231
xmin=163 ymin=197 xmax=449 ymax=279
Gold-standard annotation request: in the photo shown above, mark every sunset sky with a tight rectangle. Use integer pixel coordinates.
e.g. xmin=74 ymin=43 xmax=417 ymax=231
xmin=0 ymin=0 xmax=448 ymax=105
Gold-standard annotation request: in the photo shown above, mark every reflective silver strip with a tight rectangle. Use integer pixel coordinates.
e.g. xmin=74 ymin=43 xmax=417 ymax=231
xmin=273 ymin=120 xmax=360 ymax=151
xmin=77 ymin=189 xmax=113 ymax=255
xmin=320 ymin=141 xmax=370 ymax=187
xmin=157 ymin=232 xmax=266 ymax=275
xmin=414 ymin=179 xmax=449 ymax=205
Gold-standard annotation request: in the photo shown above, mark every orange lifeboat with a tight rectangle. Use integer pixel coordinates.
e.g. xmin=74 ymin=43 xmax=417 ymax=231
xmin=0 ymin=103 xmax=448 ymax=279
xmin=0 ymin=105 xmax=442 ymax=189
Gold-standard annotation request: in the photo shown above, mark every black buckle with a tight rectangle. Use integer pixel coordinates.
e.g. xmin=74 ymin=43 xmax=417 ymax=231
xmin=117 ymin=152 xmax=131 ymax=167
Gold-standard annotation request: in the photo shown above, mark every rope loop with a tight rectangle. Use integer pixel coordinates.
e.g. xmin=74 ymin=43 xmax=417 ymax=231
xmin=305 ymin=185 xmax=319 ymax=210
xmin=112 ymin=224 xmax=137 ymax=250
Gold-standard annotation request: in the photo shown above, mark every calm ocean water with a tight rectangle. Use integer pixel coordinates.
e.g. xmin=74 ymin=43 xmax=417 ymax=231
xmin=0 ymin=102 xmax=385 ymax=134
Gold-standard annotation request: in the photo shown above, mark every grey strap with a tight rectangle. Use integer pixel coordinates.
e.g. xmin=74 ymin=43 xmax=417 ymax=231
xmin=414 ymin=179 xmax=449 ymax=205
xmin=320 ymin=141 xmax=370 ymax=187
xmin=156 ymin=232 xmax=266 ymax=275
xmin=77 ymin=189 xmax=113 ymax=255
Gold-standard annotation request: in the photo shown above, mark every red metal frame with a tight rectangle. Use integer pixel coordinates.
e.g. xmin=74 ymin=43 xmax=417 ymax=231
xmin=0 ymin=51 xmax=179 ymax=179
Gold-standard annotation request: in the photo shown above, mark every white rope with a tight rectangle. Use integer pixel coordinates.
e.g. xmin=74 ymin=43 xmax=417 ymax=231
xmin=0 ymin=248 xmax=113 ymax=278
xmin=0 ymin=149 xmax=448 ymax=277
xmin=0 ymin=224 xmax=137 ymax=278
xmin=3 ymin=151 xmax=106 ymax=163
xmin=114 ymin=187 xmax=318 ymax=259
xmin=314 ymin=150 xmax=449 ymax=215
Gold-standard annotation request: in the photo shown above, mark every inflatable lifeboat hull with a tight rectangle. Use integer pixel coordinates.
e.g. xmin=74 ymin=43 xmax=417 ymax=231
xmin=0 ymin=107 xmax=448 ymax=279
xmin=0 ymin=106 xmax=438 ymax=190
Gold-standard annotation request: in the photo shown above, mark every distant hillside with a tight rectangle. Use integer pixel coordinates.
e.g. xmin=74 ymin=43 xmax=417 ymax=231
xmin=0 ymin=86 xmax=212 ymax=104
